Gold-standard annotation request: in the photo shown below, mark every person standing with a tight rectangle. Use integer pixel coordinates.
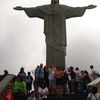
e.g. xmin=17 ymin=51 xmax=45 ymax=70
xmin=26 ymin=72 xmax=33 ymax=92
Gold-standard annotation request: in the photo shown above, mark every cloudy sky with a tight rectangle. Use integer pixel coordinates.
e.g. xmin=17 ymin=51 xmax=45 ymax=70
xmin=0 ymin=0 xmax=100 ymax=75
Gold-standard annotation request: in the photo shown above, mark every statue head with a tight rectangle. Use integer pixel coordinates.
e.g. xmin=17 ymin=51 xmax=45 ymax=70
xmin=51 ymin=0 xmax=59 ymax=4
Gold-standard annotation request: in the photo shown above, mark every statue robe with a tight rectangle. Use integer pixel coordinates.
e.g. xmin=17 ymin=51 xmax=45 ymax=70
xmin=23 ymin=4 xmax=86 ymax=67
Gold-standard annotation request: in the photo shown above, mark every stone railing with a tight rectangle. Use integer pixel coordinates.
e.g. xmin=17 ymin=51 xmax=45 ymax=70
xmin=0 ymin=74 xmax=15 ymax=99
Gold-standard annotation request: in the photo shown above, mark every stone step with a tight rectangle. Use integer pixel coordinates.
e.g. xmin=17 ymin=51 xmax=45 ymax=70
xmin=47 ymin=94 xmax=87 ymax=100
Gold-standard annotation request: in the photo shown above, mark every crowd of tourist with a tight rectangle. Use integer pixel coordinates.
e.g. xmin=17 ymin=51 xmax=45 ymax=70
xmin=1 ymin=64 xmax=100 ymax=100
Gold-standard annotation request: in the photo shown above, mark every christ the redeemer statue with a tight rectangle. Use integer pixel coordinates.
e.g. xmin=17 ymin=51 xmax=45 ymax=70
xmin=14 ymin=0 xmax=96 ymax=67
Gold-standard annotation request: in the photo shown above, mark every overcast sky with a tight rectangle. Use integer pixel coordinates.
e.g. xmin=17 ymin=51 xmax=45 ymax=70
xmin=0 ymin=0 xmax=100 ymax=75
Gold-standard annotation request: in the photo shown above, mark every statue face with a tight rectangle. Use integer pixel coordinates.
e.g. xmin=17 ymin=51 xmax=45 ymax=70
xmin=51 ymin=0 xmax=59 ymax=4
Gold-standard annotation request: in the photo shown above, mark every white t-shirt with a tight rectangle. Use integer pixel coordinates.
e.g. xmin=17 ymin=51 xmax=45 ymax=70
xmin=88 ymin=93 xmax=100 ymax=100
xmin=75 ymin=70 xmax=80 ymax=81
xmin=38 ymin=87 xmax=48 ymax=98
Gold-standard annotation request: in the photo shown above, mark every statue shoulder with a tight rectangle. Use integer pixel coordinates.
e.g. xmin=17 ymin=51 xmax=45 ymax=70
xmin=60 ymin=4 xmax=72 ymax=9
xmin=38 ymin=4 xmax=51 ymax=9
xmin=38 ymin=4 xmax=51 ymax=12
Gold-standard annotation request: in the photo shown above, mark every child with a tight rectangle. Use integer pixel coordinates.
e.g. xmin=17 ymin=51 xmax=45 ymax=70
xmin=3 ymin=89 xmax=13 ymax=100
xmin=27 ymin=91 xmax=35 ymax=100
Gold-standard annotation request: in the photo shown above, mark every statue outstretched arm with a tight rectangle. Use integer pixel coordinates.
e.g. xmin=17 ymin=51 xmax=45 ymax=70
xmin=64 ymin=4 xmax=97 ymax=19
xmin=83 ymin=5 xmax=97 ymax=9
xmin=13 ymin=6 xmax=45 ymax=19
xmin=13 ymin=6 xmax=24 ymax=10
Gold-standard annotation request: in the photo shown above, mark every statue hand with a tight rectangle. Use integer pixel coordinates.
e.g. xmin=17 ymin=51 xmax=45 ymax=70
xmin=13 ymin=6 xmax=24 ymax=10
xmin=86 ymin=5 xmax=97 ymax=9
